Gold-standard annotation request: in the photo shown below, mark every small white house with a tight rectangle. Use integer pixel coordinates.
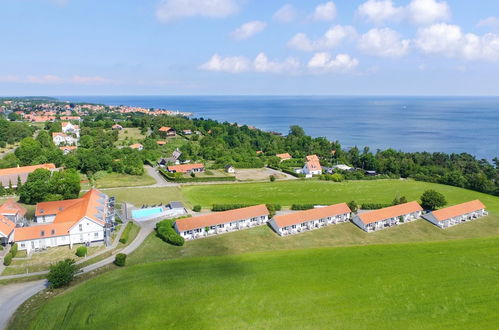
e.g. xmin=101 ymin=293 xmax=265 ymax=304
xmin=352 ymin=201 xmax=423 ymax=232
xmin=423 ymin=200 xmax=487 ymax=229
xmin=225 ymin=165 xmax=235 ymax=173
xmin=52 ymin=132 xmax=77 ymax=146
xmin=302 ymin=155 xmax=322 ymax=176
xmin=0 ymin=216 xmax=15 ymax=245
xmin=61 ymin=122 xmax=80 ymax=137
xmin=174 ymin=205 xmax=269 ymax=240
xmin=269 ymin=203 xmax=352 ymax=236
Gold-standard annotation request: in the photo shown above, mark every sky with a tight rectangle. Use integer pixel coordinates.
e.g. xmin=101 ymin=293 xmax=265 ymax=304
xmin=2 ymin=0 xmax=499 ymax=96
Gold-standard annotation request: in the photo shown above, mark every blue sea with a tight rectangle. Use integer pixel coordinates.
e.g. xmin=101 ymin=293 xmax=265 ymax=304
xmin=59 ymin=96 xmax=499 ymax=160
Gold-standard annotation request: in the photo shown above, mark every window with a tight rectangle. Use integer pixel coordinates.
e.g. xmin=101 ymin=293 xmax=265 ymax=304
xmin=94 ymin=232 xmax=99 ymax=238
xmin=21 ymin=243 xmax=25 ymax=248
xmin=79 ymin=224 xmax=83 ymax=231
xmin=41 ymin=230 xmax=45 ymax=237
xmin=51 ymin=229 xmax=55 ymax=235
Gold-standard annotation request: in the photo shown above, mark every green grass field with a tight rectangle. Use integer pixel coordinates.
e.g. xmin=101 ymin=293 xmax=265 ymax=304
xmin=104 ymin=186 xmax=187 ymax=207
xmin=93 ymin=171 xmax=156 ymax=189
xmin=115 ymin=127 xmax=146 ymax=144
xmin=182 ymin=179 xmax=499 ymax=213
xmin=18 ymin=237 xmax=499 ymax=329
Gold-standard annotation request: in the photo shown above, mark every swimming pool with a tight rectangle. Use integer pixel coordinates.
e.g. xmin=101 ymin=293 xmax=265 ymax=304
xmin=132 ymin=207 xmax=164 ymax=219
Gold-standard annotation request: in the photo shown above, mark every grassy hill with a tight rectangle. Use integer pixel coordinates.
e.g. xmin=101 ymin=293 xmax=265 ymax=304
xmin=182 ymin=180 xmax=499 ymax=212
xmin=20 ymin=237 xmax=499 ymax=329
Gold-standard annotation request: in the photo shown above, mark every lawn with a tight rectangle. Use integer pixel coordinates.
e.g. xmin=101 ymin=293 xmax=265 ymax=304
xmin=17 ymin=237 xmax=499 ymax=329
xmin=102 ymin=186 xmax=187 ymax=207
xmin=92 ymin=171 xmax=156 ymax=189
xmin=182 ymin=179 xmax=499 ymax=213
xmin=115 ymin=127 xmax=146 ymax=144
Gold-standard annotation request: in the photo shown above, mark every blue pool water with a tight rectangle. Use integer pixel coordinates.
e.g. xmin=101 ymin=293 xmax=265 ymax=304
xmin=132 ymin=207 xmax=164 ymax=219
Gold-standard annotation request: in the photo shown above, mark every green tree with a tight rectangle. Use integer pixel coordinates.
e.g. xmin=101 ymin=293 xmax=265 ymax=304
xmin=48 ymin=169 xmax=81 ymax=200
xmin=14 ymin=137 xmax=43 ymax=165
xmin=420 ymin=190 xmax=447 ymax=211
xmin=18 ymin=168 xmax=51 ymax=204
xmin=47 ymin=258 xmax=78 ymax=289
xmin=347 ymin=200 xmax=358 ymax=213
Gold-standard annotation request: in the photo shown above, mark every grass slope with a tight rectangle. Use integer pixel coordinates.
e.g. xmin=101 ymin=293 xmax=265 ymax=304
xmin=93 ymin=172 xmax=156 ymax=189
xmin=22 ymin=237 xmax=499 ymax=329
xmin=182 ymin=179 xmax=499 ymax=212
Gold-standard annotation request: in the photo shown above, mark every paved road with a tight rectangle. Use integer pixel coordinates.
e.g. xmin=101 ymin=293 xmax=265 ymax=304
xmin=0 ymin=218 xmax=160 ymax=329
xmin=0 ymin=280 xmax=47 ymax=329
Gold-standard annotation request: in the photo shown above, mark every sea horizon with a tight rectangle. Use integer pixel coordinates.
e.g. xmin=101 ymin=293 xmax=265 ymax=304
xmin=57 ymin=95 xmax=499 ymax=160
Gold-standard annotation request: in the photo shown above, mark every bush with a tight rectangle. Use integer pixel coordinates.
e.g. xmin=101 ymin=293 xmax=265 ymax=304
xmin=156 ymin=219 xmax=185 ymax=246
xmin=266 ymin=203 xmax=282 ymax=218
xmin=114 ymin=253 xmax=127 ymax=267
xmin=291 ymin=204 xmax=315 ymax=210
xmin=75 ymin=246 xmax=87 ymax=257
xmin=192 ymin=205 xmax=201 ymax=212
xmin=347 ymin=200 xmax=358 ymax=213
xmin=3 ymin=252 xmax=12 ymax=266
xmin=119 ymin=222 xmax=133 ymax=244
xmin=361 ymin=203 xmax=391 ymax=210
xmin=212 ymin=204 xmax=253 ymax=212
xmin=47 ymin=259 xmax=78 ymax=289
xmin=10 ymin=243 xmax=18 ymax=258
xmin=269 ymin=175 xmax=276 ymax=182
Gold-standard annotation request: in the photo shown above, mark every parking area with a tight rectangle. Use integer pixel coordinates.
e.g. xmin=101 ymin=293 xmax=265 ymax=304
xmin=234 ymin=168 xmax=297 ymax=181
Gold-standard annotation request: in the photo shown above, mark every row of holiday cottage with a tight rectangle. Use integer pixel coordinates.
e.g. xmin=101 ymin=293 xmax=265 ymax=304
xmin=174 ymin=200 xmax=488 ymax=240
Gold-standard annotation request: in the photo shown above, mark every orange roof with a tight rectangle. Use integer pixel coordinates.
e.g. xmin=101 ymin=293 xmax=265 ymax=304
xmin=0 ymin=164 xmax=56 ymax=177
xmin=0 ymin=215 xmax=15 ymax=237
xmin=14 ymin=222 xmax=73 ymax=241
xmin=276 ymin=153 xmax=292 ymax=160
xmin=59 ymin=146 xmax=77 ymax=151
xmin=52 ymin=132 xmax=68 ymax=138
xmin=273 ymin=203 xmax=351 ymax=228
xmin=156 ymin=141 xmax=167 ymax=145
xmin=358 ymin=201 xmax=423 ymax=224
xmin=167 ymin=163 xmax=204 ymax=173
xmin=306 ymin=155 xmax=320 ymax=162
xmin=35 ymin=189 xmax=107 ymax=226
xmin=431 ymin=200 xmax=486 ymax=221
xmin=176 ymin=205 xmax=269 ymax=232
xmin=256 ymin=150 xmax=263 ymax=154
xmin=130 ymin=143 xmax=143 ymax=149
xmin=0 ymin=199 xmax=27 ymax=217
xmin=159 ymin=126 xmax=173 ymax=132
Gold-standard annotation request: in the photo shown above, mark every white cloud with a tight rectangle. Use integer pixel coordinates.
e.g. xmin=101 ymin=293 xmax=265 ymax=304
xmin=288 ymin=25 xmax=356 ymax=52
xmin=308 ymin=53 xmax=359 ymax=72
xmin=407 ymin=0 xmax=450 ymax=25
xmin=253 ymin=53 xmax=300 ymax=73
xmin=230 ymin=21 xmax=267 ymax=40
xmin=477 ymin=17 xmax=499 ymax=30
xmin=415 ymin=23 xmax=499 ymax=61
xmin=200 ymin=54 xmax=251 ymax=73
xmin=358 ymin=28 xmax=410 ymax=57
xmin=200 ymin=53 xmax=301 ymax=74
xmin=156 ymin=0 xmax=239 ymax=23
xmin=357 ymin=0 xmax=403 ymax=25
xmin=356 ymin=0 xmax=450 ymax=25
xmin=273 ymin=4 xmax=297 ymax=23
xmin=310 ymin=2 xmax=337 ymax=22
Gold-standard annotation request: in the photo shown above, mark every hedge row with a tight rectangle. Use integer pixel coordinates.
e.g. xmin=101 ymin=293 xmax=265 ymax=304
xmin=291 ymin=204 xmax=315 ymax=210
xmin=119 ymin=222 xmax=133 ymax=244
xmin=156 ymin=219 xmax=185 ymax=246
xmin=212 ymin=204 xmax=254 ymax=212
xmin=267 ymin=166 xmax=301 ymax=178
xmin=159 ymin=169 xmax=236 ymax=183
xmin=360 ymin=203 xmax=392 ymax=210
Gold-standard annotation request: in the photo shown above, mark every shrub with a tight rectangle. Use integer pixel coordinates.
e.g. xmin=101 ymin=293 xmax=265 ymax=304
xmin=361 ymin=203 xmax=391 ymax=210
xmin=269 ymin=175 xmax=276 ymax=182
xmin=421 ymin=190 xmax=447 ymax=211
xmin=347 ymin=201 xmax=358 ymax=213
xmin=10 ymin=243 xmax=18 ymax=258
xmin=156 ymin=219 xmax=185 ymax=246
xmin=192 ymin=205 xmax=201 ymax=212
xmin=291 ymin=204 xmax=315 ymax=211
xmin=114 ymin=253 xmax=127 ymax=267
xmin=119 ymin=222 xmax=133 ymax=244
xmin=266 ymin=203 xmax=282 ymax=218
xmin=47 ymin=258 xmax=78 ymax=289
xmin=75 ymin=246 xmax=87 ymax=257
xmin=3 ymin=252 xmax=12 ymax=266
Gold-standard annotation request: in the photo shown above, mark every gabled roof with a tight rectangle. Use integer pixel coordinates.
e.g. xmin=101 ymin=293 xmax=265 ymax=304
xmin=273 ymin=203 xmax=351 ymax=228
xmin=0 ymin=215 xmax=15 ymax=237
xmin=167 ymin=163 xmax=204 ymax=173
xmin=276 ymin=153 xmax=292 ymax=160
xmin=130 ymin=143 xmax=143 ymax=149
xmin=0 ymin=199 xmax=27 ymax=217
xmin=357 ymin=201 xmax=423 ymax=224
xmin=159 ymin=126 xmax=174 ymax=132
xmin=176 ymin=205 xmax=269 ymax=232
xmin=14 ymin=222 xmax=73 ymax=241
xmin=156 ymin=141 xmax=167 ymax=145
xmin=430 ymin=200 xmax=486 ymax=222
xmin=0 ymin=164 xmax=56 ymax=177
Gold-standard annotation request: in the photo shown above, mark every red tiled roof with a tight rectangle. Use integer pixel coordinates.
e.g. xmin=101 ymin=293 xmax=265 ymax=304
xmin=14 ymin=222 xmax=73 ymax=241
xmin=431 ymin=200 xmax=486 ymax=221
xmin=358 ymin=201 xmax=423 ymax=224
xmin=273 ymin=203 xmax=351 ymax=228
xmin=130 ymin=143 xmax=143 ymax=149
xmin=276 ymin=153 xmax=292 ymax=160
xmin=167 ymin=163 xmax=204 ymax=173
xmin=0 ymin=164 xmax=56 ymax=177
xmin=159 ymin=126 xmax=174 ymax=132
xmin=0 ymin=199 xmax=27 ymax=217
xmin=0 ymin=215 xmax=15 ymax=237
xmin=176 ymin=205 xmax=269 ymax=232
xmin=156 ymin=141 xmax=167 ymax=145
